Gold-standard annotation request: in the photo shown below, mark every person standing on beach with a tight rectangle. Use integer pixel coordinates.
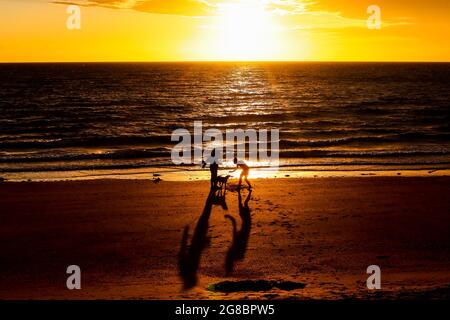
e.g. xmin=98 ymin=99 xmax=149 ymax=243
xmin=202 ymin=149 xmax=219 ymax=190
xmin=232 ymin=157 xmax=252 ymax=189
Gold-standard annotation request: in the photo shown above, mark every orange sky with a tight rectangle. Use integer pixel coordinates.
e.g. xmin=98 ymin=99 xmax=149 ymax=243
xmin=0 ymin=0 xmax=449 ymax=62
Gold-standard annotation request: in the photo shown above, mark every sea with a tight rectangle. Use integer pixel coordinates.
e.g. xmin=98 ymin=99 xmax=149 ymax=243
xmin=1 ymin=62 xmax=449 ymax=181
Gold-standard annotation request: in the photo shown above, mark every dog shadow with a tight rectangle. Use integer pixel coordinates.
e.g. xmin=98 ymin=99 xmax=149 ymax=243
xmin=212 ymin=175 xmax=229 ymax=210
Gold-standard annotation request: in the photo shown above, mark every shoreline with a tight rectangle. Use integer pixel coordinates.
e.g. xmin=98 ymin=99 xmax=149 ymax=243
xmin=2 ymin=166 xmax=450 ymax=182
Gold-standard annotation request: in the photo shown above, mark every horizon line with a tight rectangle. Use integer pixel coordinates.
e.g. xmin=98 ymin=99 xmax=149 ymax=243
xmin=1 ymin=60 xmax=450 ymax=64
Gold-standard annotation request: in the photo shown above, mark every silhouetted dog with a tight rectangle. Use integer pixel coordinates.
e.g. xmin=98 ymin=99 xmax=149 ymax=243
xmin=216 ymin=175 xmax=230 ymax=191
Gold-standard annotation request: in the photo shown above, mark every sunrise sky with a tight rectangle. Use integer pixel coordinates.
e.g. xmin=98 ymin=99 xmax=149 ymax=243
xmin=1 ymin=0 xmax=449 ymax=62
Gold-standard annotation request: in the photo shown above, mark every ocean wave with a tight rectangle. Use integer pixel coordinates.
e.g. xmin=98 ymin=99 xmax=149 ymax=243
xmin=280 ymin=133 xmax=450 ymax=148
xmin=0 ymin=135 xmax=173 ymax=149
xmin=0 ymin=148 xmax=170 ymax=163
xmin=279 ymin=149 xmax=450 ymax=158
xmin=1 ymin=159 xmax=449 ymax=173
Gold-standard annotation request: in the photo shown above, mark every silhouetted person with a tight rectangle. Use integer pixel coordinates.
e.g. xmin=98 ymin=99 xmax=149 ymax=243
xmin=231 ymin=156 xmax=251 ymax=189
xmin=202 ymin=149 xmax=219 ymax=190
xmin=224 ymin=189 xmax=252 ymax=275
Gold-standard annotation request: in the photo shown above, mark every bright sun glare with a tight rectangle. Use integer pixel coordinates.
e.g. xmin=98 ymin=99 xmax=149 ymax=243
xmin=215 ymin=1 xmax=279 ymax=60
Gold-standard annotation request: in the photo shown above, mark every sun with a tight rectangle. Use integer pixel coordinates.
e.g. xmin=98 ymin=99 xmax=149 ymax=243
xmin=214 ymin=1 xmax=279 ymax=60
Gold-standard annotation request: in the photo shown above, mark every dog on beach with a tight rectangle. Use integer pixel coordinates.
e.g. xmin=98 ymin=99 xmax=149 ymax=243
xmin=216 ymin=175 xmax=231 ymax=191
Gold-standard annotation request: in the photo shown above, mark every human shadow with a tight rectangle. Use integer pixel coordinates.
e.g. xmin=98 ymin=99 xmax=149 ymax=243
xmin=178 ymin=187 xmax=228 ymax=289
xmin=224 ymin=189 xmax=252 ymax=276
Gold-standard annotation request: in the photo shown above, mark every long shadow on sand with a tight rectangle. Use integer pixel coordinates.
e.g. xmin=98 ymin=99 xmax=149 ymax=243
xmin=178 ymin=188 xmax=228 ymax=289
xmin=224 ymin=189 xmax=252 ymax=275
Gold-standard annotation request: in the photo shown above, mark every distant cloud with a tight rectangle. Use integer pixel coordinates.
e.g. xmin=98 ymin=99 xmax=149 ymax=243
xmin=51 ymin=1 xmax=320 ymax=17
xmin=51 ymin=0 xmax=409 ymax=29
xmin=265 ymin=0 xmax=310 ymax=15
xmin=134 ymin=0 xmax=215 ymax=16
xmin=51 ymin=0 xmax=215 ymax=16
